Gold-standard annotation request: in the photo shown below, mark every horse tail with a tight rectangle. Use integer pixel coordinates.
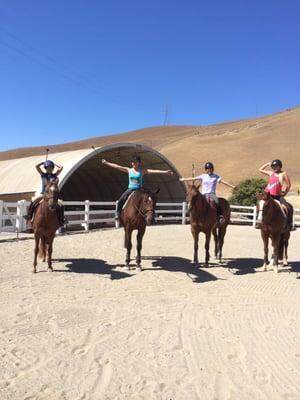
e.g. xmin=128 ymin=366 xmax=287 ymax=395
xmin=278 ymin=234 xmax=284 ymax=260
xmin=38 ymin=237 xmax=47 ymax=261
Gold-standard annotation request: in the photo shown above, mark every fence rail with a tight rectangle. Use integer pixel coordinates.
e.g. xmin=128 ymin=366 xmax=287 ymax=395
xmin=0 ymin=199 xmax=299 ymax=233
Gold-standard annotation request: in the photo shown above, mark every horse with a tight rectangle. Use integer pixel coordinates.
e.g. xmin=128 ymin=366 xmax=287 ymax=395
xmin=32 ymin=182 xmax=60 ymax=273
xmin=256 ymin=191 xmax=292 ymax=273
xmin=120 ymin=188 xmax=159 ymax=270
xmin=187 ymin=184 xmax=230 ymax=266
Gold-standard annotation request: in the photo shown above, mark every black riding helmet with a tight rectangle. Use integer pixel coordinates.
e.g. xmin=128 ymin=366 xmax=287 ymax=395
xmin=204 ymin=161 xmax=214 ymax=170
xmin=131 ymin=155 xmax=142 ymax=163
xmin=271 ymin=159 xmax=282 ymax=169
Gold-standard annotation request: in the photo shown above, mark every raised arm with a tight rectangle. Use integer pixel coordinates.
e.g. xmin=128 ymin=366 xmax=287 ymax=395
xmin=220 ymin=179 xmax=235 ymax=189
xmin=101 ymin=159 xmax=129 ymax=173
xmin=143 ymin=168 xmax=173 ymax=175
xmin=35 ymin=162 xmax=44 ymax=175
xmin=258 ymin=162 xmax=272 ymax=176
xmin=179 ymin=176 xmax=201 ymax=182
xmin=55 ymin=163 xmax=63 ymax=176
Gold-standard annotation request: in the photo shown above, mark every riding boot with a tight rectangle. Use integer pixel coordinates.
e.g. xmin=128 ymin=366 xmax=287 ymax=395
xmin=287 ymin=210 xmax=295 ymax=231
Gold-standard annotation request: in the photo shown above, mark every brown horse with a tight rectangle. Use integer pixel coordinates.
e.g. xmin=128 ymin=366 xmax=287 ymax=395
xmin=256 ymin=191 xmax=292 ymax=273
xmin=187 ymin=184 xmax=230 ymax=266
xmin=32 ymin=182 xmax=60 ymax=273
xmin=120 ymin=188 xmax=159 ymax=270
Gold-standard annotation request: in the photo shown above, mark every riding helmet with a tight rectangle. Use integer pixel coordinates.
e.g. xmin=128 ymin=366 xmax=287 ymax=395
xmin=204 ymin=161 xmax=214 ymax=170
xmin=271 ymin=159 xmax=282 ymax=169
xmin=44 ymin=160 xmax=55 ymax=169
xmin=131 ymin=155 xmax=142 ymax=163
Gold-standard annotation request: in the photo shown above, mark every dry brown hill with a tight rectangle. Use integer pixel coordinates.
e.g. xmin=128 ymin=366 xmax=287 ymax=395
xmin=1 ymin=107 xmax=299 ymax=196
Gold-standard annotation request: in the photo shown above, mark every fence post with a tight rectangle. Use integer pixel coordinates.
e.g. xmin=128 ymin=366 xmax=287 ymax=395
xmin=115 ymin=201 xmax=119 ymax=228
xmin=0 ymin=200 xmax=3 ymax=233
xmin=84 ymin=200 xmax=90 ymax=231
xmin=182 ymin=202 xmax=187 ymax=224
xmin=252 ymin=205 xmax=257 ymax=227
xmin=16 ymin=200 xmax=27 ymax=233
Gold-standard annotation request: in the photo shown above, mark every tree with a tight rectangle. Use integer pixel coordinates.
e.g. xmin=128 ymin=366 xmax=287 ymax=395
xmin=229 ymin=178 xmax=267 ymax=206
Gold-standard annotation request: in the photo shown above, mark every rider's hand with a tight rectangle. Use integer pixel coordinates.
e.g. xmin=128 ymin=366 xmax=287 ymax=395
xmin=101 ymin=159 xmax=107 ymax=164
xmin=179 ymin=177 xmax=185 ymax=181
xmin=167 ymin=170 xmax=173 ymax=175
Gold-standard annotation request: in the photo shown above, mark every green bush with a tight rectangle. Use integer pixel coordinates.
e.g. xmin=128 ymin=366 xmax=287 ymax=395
xmin=229 ymin=178 xmax=267 ymax=206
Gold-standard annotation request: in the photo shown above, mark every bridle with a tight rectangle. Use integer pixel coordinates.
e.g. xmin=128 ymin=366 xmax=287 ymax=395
xmin=134 ymin=193 xmax=155 ymax=220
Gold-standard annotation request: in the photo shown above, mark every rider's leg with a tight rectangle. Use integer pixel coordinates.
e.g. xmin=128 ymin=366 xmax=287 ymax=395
xmin=24 ymin=196 xmax=43 ymax=220
xmin=210 ymin=194 xmax=225 ymax=224
xmin=116 ymin=189 xmax=135 ymax=219
xmin=56 ymin=200 xmax=65 ymax=227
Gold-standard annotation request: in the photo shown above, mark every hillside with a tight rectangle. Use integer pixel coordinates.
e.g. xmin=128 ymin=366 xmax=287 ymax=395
xmin=1 ymin=107 xmax=299 ymax=196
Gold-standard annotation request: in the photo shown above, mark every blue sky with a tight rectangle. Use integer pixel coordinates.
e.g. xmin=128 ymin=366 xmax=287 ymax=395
xmin=1 ymin=0 xmax=299 ymax=151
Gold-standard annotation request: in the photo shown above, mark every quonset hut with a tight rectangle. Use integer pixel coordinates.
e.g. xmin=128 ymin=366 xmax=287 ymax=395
xmin=0 ymin=143 xmax=186 ymax=203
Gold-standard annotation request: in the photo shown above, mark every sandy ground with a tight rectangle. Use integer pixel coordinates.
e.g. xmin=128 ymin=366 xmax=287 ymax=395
xmin=0 ymin=225 xmax=299 ymax=400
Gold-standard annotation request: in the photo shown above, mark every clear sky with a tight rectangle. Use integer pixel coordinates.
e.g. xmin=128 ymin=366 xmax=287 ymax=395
xmin=1 ymin=0 xmax=299 ymax=151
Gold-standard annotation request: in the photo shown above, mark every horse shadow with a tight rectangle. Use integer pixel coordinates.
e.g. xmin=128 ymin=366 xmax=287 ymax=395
xmin=226 ymin=258 xmax=262 ymax=275
xmin=226 ymin=258 xmax=300 ymax=275
xmin=52 ymin=258 xmax=131 ymax=280
xmin=145 ymin=256 xmax=221 ymax=283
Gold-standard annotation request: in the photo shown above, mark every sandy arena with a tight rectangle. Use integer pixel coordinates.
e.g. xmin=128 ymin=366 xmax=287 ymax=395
xmin=0 ymin=225 xmax=299 ymax=400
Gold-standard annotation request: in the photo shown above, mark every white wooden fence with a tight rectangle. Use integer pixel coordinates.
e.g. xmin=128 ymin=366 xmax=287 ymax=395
xmin=0 ymin=199 xmax=299 ymax=233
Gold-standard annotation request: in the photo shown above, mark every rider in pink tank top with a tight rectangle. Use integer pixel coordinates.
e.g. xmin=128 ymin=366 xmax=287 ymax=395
xmin=266 ymin=173 xmax=282 ymax=197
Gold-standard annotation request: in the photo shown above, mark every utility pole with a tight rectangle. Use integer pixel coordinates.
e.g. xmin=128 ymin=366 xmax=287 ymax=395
xmin=163 ymin=104 xmax=169 ymax=125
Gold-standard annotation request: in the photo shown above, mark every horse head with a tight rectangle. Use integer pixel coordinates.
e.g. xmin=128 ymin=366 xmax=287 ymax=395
xmin=256 ymin=189 xmax=271 ymax=214
xmin=44 ymin=182 xmax=59 ymax=211
xmin=142 ymin=188 xmax=160 ymax=225
xmin=186 ymin=184 xmax=200 ymax=211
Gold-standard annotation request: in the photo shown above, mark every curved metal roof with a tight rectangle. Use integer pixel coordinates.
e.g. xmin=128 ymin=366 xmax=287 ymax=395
xmin=0 ymin=143 xmax=185 ymax=202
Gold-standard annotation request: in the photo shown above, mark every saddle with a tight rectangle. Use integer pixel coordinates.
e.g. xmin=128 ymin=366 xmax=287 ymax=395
xmin=122 ymin=191 xmax=136 ymax=210
xmin=273 ymin=199 xmax=288 ymax=217
xmin=206 ymin=197 xmax=217 ymax=211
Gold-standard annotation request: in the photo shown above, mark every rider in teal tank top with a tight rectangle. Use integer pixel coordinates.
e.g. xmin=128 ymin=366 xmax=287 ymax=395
xmin=101 ymin=155 xmax=173 ymax=221
xmin=128 ymin=166 xmax=143 ymax=189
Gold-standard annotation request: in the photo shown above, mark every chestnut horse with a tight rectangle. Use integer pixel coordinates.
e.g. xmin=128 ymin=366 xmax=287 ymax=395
xmin=120 ymin=188 xmax=159 ymax=270
xmin=187 ymin=185 xmax=230 ymax=266
xmin=257 ymin=191 xmax=292 ymax=273
xmin=32 ymin=182 xmax=60 ymax=273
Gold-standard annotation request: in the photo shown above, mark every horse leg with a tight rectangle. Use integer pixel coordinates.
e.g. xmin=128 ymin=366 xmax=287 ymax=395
xmin=47 ymin=237 xmax=54 ymax=271
xmin=136 ymin=225 xmax=146 ymax=271
xmin=271 ymin=234 xmax=280 ymax=273
xmin=124 ymin=227 xmax=132 ymax=270
xmin=191 ymin=226 xmax=199 ymax=265
xmin=259 ymin=231 xmax=269 ymax=271
xmin=283 ymin=233 xmax=290 ymax=267
xmin=33 ymin=235 xmax=39 ymax=273
xmin=204 ymin=231 xmax=211 ymax=267
xmin=212 ymin=227 xmax=218 ymax=259
xmin=218 ymin=226 xmax=226 ymax=264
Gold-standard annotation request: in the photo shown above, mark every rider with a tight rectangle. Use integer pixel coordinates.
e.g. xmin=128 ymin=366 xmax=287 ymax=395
xmin=102 ymin=155 xmax=173 ymax=221
xmin=24 ymin=160 xmax=65 ymax=226
xmin=258 ymin=159 xmax=293 ymax=229
xmin=180 ymin=161 xmax=235 ymax=224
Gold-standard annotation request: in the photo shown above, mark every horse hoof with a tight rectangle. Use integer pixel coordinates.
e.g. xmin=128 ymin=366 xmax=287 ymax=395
xmin=126 ymin=265 xmax=130 ymax=271
xmin=136 ymin=265 xmax=142 ymax=271
xmin=48 ymin=267 xmax=53 ymax=272
xmin=273 ymin=265 xmax=279 ymax=273
xmin=32 ymin=269 xmax=37 ymax=273
xmin=203 ymin=263 xmax=209 ymax=268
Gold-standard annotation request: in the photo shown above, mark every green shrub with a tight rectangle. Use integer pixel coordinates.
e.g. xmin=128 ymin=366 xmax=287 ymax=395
xmin=229 ymin=178 xmax=267 ymax=206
